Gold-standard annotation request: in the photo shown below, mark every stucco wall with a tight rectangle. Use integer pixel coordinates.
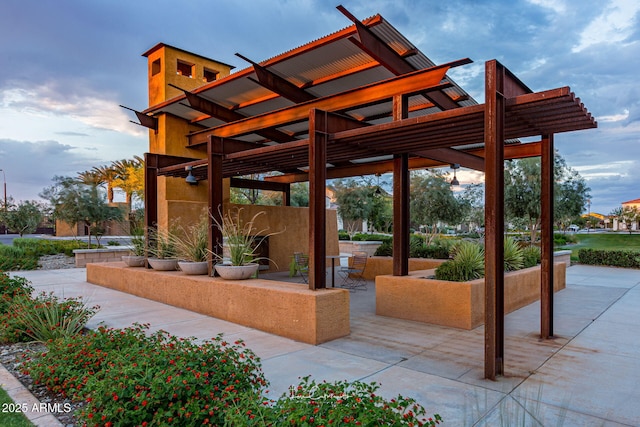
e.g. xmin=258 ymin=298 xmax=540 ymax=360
xmin=158 ymin=200 xmax=339 ymax=273
xmin=376 ymin=262 xmax=566 ymax=329
xmin=87 ymin=262 xmax=349 ymax=344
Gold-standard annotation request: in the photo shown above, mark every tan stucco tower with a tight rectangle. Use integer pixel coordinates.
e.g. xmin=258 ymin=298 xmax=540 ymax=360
xmin=142 ymin=44 xmax=234 ymax=229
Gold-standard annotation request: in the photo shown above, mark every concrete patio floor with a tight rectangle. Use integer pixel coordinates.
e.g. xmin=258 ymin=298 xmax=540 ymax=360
xmin=7 ymin=264 xmax=640 ymax=426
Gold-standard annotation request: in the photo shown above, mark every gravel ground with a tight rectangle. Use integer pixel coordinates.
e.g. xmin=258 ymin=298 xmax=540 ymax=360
xmin=1 ymin=342 xmax=82 ymax=426
xmin=37 ymin=254 xmax=76 ymax=270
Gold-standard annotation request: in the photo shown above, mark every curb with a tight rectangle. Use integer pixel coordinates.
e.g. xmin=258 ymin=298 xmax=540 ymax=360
xmin=0 ymin=362 xmax=63 ymax=426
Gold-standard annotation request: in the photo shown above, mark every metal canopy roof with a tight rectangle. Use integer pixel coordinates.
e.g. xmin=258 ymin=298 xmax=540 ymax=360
xmin=145 ymin=7 xmax=596 ymax=182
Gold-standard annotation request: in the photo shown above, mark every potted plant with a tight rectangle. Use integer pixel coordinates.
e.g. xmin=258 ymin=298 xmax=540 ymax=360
xmin=147 ymin=227 xmax=179 ymax=271
xmin=122 ymin=232 xmax=146 ymax=267
xmin=170 ymin=216 xmax=209 ymax=275
xmin=211 ymin=208 xmax=278 ymax=280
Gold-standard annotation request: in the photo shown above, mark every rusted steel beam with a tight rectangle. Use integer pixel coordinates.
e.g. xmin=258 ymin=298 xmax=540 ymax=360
xmin=187 ymin=64 xmax=451 ymax=146
xmin=484 ymin=60 xmax=506 ymax=380
xmin=540 ymin=134 xmax=554 ymax=338
xmin=144 ymin=153 xmax=159 ymax=264
xmin=337 ymin=5 xmax=415 ymax=75
xmin=264 ymin=141 xmax=543 ymax=183
xmin=308 ymin=109 xmax=328 ymax=290
xmin=229 ymin=177 xmax=291 ymax=193
xmin=120 ymin=105 xmax=158 ymax=131
xmin=392 ymin=94 xmax=409 ymax=276
xmin=413 ymin=148 xmax=485 ymax=171
xmin=235 ymin=53 xmax=316 ymax=103
xmin=208 ymin=137 xmax=225 ymax=276
xmin=171 ymin=84 xmax=294 ymax=143
xmin=393 ymin=154 xmax=410 ymax=276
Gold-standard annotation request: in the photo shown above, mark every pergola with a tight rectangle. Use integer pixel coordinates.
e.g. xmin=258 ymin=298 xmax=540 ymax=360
xmin=138 ymin=6 xmax=596 ymax=379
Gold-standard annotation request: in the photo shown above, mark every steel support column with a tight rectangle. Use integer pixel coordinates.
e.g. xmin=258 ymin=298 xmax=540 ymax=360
xmin=208 ymin=137 xmax=225 ymax=276
xmin=484 ymin=60 xmax=505 ymax=380
xmin=541 ymin=134 xmax=555 ymax=338
xmin=308 ymin=109 xmax=328 ymax=290
xmin=144 ymin=153 xmax=159 ymax=264
xmin=392 ymin=94 xmax=409 ymax=276
xmin=393 ymin=153 xmax=410 ymax=276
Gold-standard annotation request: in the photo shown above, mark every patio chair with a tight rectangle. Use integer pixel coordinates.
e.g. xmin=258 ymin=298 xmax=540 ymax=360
xmin=339 ymin=251 xmax=368 ymax=291
xmin=293 ymin=252 xmax=310 ymax=283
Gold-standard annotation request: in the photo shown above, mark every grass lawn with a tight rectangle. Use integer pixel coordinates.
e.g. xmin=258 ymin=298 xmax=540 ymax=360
xmin=558 ymin=232 xmax=640 ymax=259
xmin=0 ymin=387 xmax=33 ymax=427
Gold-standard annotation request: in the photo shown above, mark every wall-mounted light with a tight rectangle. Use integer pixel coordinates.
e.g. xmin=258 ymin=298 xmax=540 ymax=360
xmin=450 ymin=163 xmax=460 ymax=186
xmin=185 ymin=166 xmax=198 ymax=185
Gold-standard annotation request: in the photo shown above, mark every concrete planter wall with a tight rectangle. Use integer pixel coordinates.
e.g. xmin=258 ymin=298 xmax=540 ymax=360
xmin=338 ymin=241 xmax=383 ymax=257
xmin=86 ymin=262 xmax=350 ymax=344
xmin=376 ymin=262 xmax=567 ymax=330
xmin=74 ymin=247 xmax=133 ymax=267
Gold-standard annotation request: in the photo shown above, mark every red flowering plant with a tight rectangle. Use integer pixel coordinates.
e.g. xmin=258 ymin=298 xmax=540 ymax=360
xmin=223 ymin=376 xmax=442 ymax=426
xmin=21 ymin=323 xmax=267 ymax=426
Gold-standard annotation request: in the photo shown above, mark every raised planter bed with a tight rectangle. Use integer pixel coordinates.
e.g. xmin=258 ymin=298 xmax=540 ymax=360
xmin=73 ymin=247 xmax=133 ymax=268
xmin=376 ymin=262 xmax=566 ymax=330
xmin=86 ymin=262 xmax=350 ymax=344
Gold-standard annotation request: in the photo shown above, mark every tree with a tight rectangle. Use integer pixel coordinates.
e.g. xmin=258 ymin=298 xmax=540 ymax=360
xmin=0 ymin=200 xmax=44 ymax=236
xmin=410 ymin=170 xmax=464 ymax=243
xmin=331 ymin=177 xmax=391 ymax=235
xmin=40 ymin=176 xmax=123 ymax=246
xmin=112 ymin=157 xmax=144 ymax=208
xmin=504 ymin=154 xmax=590 ymax=242
xmin=457 ymin=183 xmax=484 ymax=232
xmin=610 ymin=206 xmax=639 ymax=234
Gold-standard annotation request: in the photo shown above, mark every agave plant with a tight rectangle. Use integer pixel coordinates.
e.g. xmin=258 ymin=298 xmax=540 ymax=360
xmin=503 ymin=237 xmax=524 ymax=272
xmin=453 ymin=241 xmax=485 ymax=280
xmin=436 ymin=241 xmax=484 ymax=281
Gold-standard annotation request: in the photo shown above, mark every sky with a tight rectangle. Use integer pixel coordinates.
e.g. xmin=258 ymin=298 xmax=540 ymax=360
xmin=0 ymin=0 xmax=638 ymax=215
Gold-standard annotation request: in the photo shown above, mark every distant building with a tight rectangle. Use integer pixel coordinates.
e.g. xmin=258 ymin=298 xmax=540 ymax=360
xmin=612 ymin=198 xmax=640 ymax=231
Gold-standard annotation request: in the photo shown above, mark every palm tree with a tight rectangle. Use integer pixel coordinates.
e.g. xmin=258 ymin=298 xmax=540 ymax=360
xmin=89 ymin=165 xmax=118 ymax=203
xmin=112 ymin=157 xmax=144 ymax=209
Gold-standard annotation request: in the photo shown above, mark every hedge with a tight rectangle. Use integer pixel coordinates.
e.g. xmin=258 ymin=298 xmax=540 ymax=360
xmin=578 ymin=248 xmax=640 ymax=268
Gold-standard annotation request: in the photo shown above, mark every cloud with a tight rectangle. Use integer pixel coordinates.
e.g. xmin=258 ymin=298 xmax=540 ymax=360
xmin=1 ymin=81 xmax=145 ymax=137
xmin=0 ymin=138 xmax=103 ymax=202
xmin=572 ymin=0 xmax=640 ymax=52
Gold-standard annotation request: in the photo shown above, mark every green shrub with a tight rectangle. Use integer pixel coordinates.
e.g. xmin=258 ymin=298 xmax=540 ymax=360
xmin=22 ymin=324 xmax=267 ymax=426
xmin=223 ymin=376 xmax=442 ymax=426
xmin=433 ymin=260 xmax=459 ymax=281
xmin=0 ymin=273 xmax=34 ymax=313
xmin=435 ymin=241 xmax=484 ymax=281
xmin=13 ymin=238 xmax=96 ymax=257
xmin=503 ymin=237 xmax=524 ymax=272
xmin=374 ymin=236 xmax=452 ymax=259
xmin=338 ymin=230 xmax=350 ymax=240
xmin=578 ymin=248 xmax=640 ymax=268
xmin=554 ymin=232 xmax=578 ymax=246
xmin=6 ymin=292 xmax=99 ymax=343
xmin=522 ymin=246 xmax=541 ymax=268
xmin=374 ymin=241 xmax=392 ymax=256
xmin=351 ymin=233 xmax=392 ymax=243
xmin=0 ymin=245 xmax=38 ymax=271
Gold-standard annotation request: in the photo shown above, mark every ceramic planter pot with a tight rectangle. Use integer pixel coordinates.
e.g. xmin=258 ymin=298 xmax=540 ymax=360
xmin=148 ymin=258 xmax=179 ymax=271
xmin=122 ymin=255 xmax=145 ymax=267
xmin=178 ymin=261 xmax=209 ymax=275
xmin=214 ymin=263 xmax=259 ymax=280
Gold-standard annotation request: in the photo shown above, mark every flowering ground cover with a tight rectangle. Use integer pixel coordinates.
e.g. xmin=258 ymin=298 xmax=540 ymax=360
xmin=2 ymin=272 xmax=442 ymax=425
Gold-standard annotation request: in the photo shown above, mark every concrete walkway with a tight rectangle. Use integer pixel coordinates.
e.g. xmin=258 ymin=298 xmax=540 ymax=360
xmin=8 ymin=265 xmax=640 ymax=426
